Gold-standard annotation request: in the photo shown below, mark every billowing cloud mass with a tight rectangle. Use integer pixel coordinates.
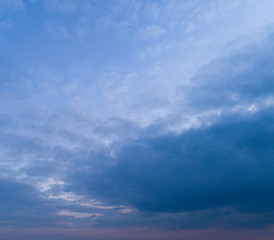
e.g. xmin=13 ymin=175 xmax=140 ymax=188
xmin=0 ymin=0 xmax=274 ymax=239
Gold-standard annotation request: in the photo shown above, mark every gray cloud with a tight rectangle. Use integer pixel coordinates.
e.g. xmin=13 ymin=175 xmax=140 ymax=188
xmin=0 ymin=179 xmax=58 ymax=227
xmin=1 ymin=25 xmax=274 ymax=231
xmin=66 ymin=36 xmax=274 ymax=228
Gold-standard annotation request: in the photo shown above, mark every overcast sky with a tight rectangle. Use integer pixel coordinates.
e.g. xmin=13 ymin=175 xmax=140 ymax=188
xmin=0 ymin=0 xmax=274 ymax=239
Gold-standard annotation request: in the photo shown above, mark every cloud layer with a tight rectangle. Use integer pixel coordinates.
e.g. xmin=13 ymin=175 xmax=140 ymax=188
xmin=0 ymin=0 xmax=274 ymax=239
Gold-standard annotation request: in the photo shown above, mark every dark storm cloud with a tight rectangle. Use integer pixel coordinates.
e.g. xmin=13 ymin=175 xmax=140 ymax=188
xmin=67 ymin=35 xmax=274 ymax=228
xmin=71 ymin=108 xmax=274 ymax=212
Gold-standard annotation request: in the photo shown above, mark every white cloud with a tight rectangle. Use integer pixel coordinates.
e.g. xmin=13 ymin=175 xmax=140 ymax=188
xmin=0 ymin=18 xmax=13 ymax=31
xmin=58 ymin=210 xmax=103 ymax=219
xmin=45 ymin=21 xmax=72 ymax=40
xmin=137 ymin=25 xmax=167 ymax=40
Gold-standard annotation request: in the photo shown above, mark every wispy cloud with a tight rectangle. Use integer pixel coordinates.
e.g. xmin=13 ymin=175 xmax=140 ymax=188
xmin=136 ymin=25 xmax=167 ymax=40
xmin=58 ymin=210 xmax=102 ymax=219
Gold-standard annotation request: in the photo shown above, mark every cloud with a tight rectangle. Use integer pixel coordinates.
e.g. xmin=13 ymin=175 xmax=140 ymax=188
xmin=1 ymin=31 xmax=274 ymax=231
xmin=58 ymin=210 xmax=103 ymax=219
xmin=0 ymin=0 xmax=24 ymax=32
xmin=183 ymin=36 xmax=274 ymax=112
xmin=71 ymin=108 xmax=274 ymax=210
xmin=0 ymin=18 xmax=13 ymax=31
xmin=42 ymin=0 xmax=96 ymax=16
xmin=0 ymin=0 xmax=25 ymax=13
xmin=45 ymin=21 xmax=73 ymax=40
xmin=0 ymin=179 xmax=59 ymax=227
xmin=66 ymin=35 xmax=274 ymax=228
xmin=1 ymin=0 xmax=274 ymax=234
xmin=42 ymin=0 xmax=78 ymax=14
xmin=136 ymin=25 xmax=167 ymax=40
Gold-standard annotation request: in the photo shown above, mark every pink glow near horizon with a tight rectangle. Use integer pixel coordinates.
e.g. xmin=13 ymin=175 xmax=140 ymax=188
xmin=0 ymin=226 xmax=273 ymax=240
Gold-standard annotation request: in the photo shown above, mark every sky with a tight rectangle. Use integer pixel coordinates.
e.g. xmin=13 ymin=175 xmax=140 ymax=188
xmin=0 ymin=0 xmax=274 ymax=239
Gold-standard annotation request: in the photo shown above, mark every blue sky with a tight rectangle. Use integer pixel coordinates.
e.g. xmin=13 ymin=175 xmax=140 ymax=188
xmin=0 ymin=0 xmax=274 ymax=239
